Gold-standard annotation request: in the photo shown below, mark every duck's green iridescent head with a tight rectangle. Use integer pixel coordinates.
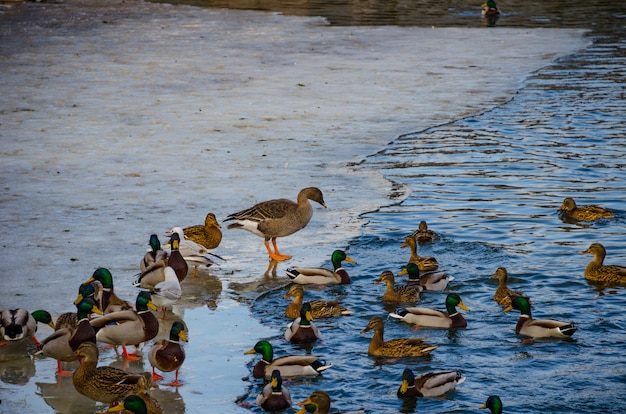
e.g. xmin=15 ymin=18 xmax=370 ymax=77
xmin=89 ymin=267 xmax=114 ymax=289
xmin=170 ymin=321 xmax=188 ymax=342
xmin=446 ymin=293 xmax=470 ymax=313
xmin=480 ymin=395 xmax=503 ymax=414
xmin=399 ymin=368 xmax=416 ymax=394
xmin=300 ymin=302 xmax=313 ymax=325
xmin=507 ymin=296 xmax=531 ymax=316
xmin=74 ymin=281 xmax=99 ymax=305
xmin=31 ymin=310 xmax=55 ymax=329
xmin=136 ymin=291 xmax=158 ymax=312
xmin=108 ymin=394 xmax=148 ymax=414
xmin=484 ymin=0 xmax=497 ymax=9
xmin=331 ymin=249 xmax=356 ymax=269
xmin=149 ymin=234 xmax=161 ymax=253
xmin=244 ymin=340 xmax=274 ymax=361
xmin=404 ymin=262 xmax=420 ymax=280
xmin=76 ymin=297 xmax=103 ymax=320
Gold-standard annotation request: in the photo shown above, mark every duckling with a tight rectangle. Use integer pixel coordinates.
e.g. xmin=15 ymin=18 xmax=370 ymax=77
xmin=286 ymin=250 xmax=356 ymax=285
xmin=72 ymin=341 xmax=148 ymax=405
xmin=89 ymin=291 xmax=159 ymax=360
xmin=399 ymin=262 xmax=453 ymax=291
xmin=0 ymin=309 xmax=54 ymax=347
xmin=480 ymin=395 xmax=503 ymax=413
xmin=284 ymin=303 xmax=321 ymax=344
xmin=579 ymin=243 xmax=626 ymax=286
xmin=150 ymin=267 xmax=182 ymax=320
xmin=400 ymin=236 xmax=439 ymax=272
xmin=244 ymin=340 xmax=332 ymax=379
xmin=412 ymin=220 xmax=437 ymax=244
xmin=82 ymin=268 xmax=134 ymax=314
xmin=255 ymin=369 xmax=292 ymax=412
xmin=183 ymin=212 xmax=222 ymax=250
xmin=397 ymin=368 xmax=465 ymax=398
xmin=390 ymin=293 xmax=469 ymax=329
xmin=108 ymin=393 xmax=164 ymax=414
xmin=559 ymin=197 xmax=614 ymax=222
xmin=374 ymin=271 xmax=422 ymax=304
xmin=296 ymin=390 xmax=364 ymax=414
xmin=148 ymin=321 xmax=187 ymax=386
xmin=490 ymin=267 xmax=529 ymax=308
xmin=164 ymin=227 xmax=218 ymax=277
xmin=284 ymin=285 xmax=353 ymax=319
xmin=504 ymin=296 xmax=577 ymax=339
xmin=361 ymin=316 xmax=438 ymax=358
xmin=225 ymin=187 xmax=327 ymax=261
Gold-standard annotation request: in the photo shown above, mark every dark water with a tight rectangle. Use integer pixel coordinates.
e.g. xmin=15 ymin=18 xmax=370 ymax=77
xmin=205 ymin=1 xmax=626 ymax=413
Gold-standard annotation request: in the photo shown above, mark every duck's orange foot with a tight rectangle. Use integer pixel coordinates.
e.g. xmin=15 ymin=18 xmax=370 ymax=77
xmin=122 ymin=346 xmax=142 ymax=361
xmin=269 ymin=253 xmax=291 ymax=262
xmin=166 ymin=380 xmax=183 ymax=387
xmin=152 ymin=372 xmax=164 ymax=381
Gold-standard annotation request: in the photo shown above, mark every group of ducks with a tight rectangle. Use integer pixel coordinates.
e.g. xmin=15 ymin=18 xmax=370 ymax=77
xmin=2 ymin=186 xmax=623 ymax=413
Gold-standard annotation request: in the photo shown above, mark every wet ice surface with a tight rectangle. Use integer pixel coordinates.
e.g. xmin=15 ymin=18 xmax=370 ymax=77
xmin=0 ymin=0 xmax=587 ymax=412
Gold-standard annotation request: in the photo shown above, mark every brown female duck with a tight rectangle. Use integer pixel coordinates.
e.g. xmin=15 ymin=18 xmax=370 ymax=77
xmin=225 ymin=187 xmax=326 ymax=261
xmin=580 ymin=243 xmax=626 ymax=286
xmin=412 ymin=220 xmax=438 ymax=244
xmin=490 ymin=267 xmax=529 ymax=308
xmin=183 ymin=212 xmax=222 ymax=250
xmin=400 ymin=236 xmax=439 ymax=272
xmin=374 ymin=271 xmax=422 ymax=304
xmin=559 ymin=197 xmax=614 ymax=221
xmin=284 ymin=285 xmax=353 ymax=319
xmin=361 ymin=316 xmax=438 ymax=358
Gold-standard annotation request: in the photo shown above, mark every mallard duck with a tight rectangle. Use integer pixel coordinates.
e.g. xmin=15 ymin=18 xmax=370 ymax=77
xmin=244 ymin=340 xmax=332 ymax=379
xmin=400 ymin=237 xmax=439 ymax=272
xmin=83 ymin=268 xmax=134 ymax=314
xmin=68 ymin=297 xmax=103 ymax=352
xmin=374 ymin=271 xmax=422 ymax=303
xmin=136 ymin=232 xmax=188 ymax=288
xmin=361 ymin=316 xmax=438 ymax=358
xmin=296 ymin=390 xmax=364 ymax=414
xmin=490 ymin=267 xmax=529 ymax=308
xmin=255 ymin=369 xmax=292 ymax=412
xmin=148 ymin=320 xmax=187 ymax=386
xmin=399 ymin=262 xmax=453 ymax=291
xmin=225 ymin=187 xmax=327 ymax=262
xmin=559 ymin=197 xmax=614 ymax=222
xmin=37 ymin=298 xmax=102 ymax=375
xmin=397 ymin=368 xmax=465 ymax=398
xmin=284 ymin=302 xmax=321 ymax=344
xmin=89 ymin=291 xmax=159 ymax=360
xmin=140 ymin=234 xmax=168 ymax=275
xmin=284 ymin=285 xmax=353 ymax=319
xmin=504 ymin=296 xmax=577 ymax=339
xmin=0 ymin=309 xmax=54 ymax=347
xmin=286 ymin=250 xmax=356 ymax=285
xmin=389 ymin=293 xmax=469 ymax=329
xmin=108 ymin=393 xmax=164 ymax=414
xmin=150 ymin=267 xmax=182 ymax=320
xmin=165 ymin=232 xmax=188 ymax=282
xmin=480 ymin=395 xmax=503 ymax=413
xmin=412 ymin=220 xmax=437 ymax=244
xmin=579 ymin=243 xmax=626 ymax=286
xmin=164 ymin=227 xmax=217 ymax=277
xmin=72 ymin=341 xmax=148 ymax=404
xmin=183 ymin=212 xmax=222 ymax=250
xmin=481 ymin=0 xmax=500 ymax=16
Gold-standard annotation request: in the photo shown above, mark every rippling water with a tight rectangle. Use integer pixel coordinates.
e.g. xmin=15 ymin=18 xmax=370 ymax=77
xmin=233 ymin=3 xmax=626 ymax=413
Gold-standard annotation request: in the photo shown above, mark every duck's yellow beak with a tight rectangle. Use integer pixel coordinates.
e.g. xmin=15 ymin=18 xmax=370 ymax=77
xmin=271 ymin=376 xmax=278 ymax=388
xmin=479 ymin=403 xmax=488 ymax=409
xmin=399 ymin=379 xmax=409 ymax=394
xmin=305 ymin=310 xmax=313 ymax=321
xmin=108 ymin=401 xmax=125 ymax=412
xmin=344 ymin=255 xmax=357 ymax=264
xmin=398 ymin=267 xmax=408 ymax=276
xmin=298 ymin=397 xmax=314 ymax=407
xmin=179 ymin=330 xmax=188 ymax=342
xmin=147 ymin=300 xmax=158 ymax=311
xmin=503 ymin=304 xmax=513 ymax=312
xmin=73 ymin=294 xmax=84 ymax=306
xmin=91 ymin=305 xmax=104 ymax=316
xmin=244 ymin=347 xmax=256 ymax=355
xmin=458 ymin=301 xmax=470 ymax=312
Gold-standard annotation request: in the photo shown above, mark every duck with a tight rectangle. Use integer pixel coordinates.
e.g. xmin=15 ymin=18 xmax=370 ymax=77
xmin=255 ymin=369 xmax=292 ymax=412
xmin=286 ymin=249 xmax=356 ymax=285
xmin=136 ymin=232 xmax=188 ymax=287
xmin=140 ymin=234 xmax=168 ymax=275
xmin=412 ymin=220 xmax=437 ymax=244
xmin=83 ymin=268 xmax=134 ymax=314
xmin=72 ymin=341 xmax=148 ymax=405
xmin=400 ymin=236 xmax=439 ymax=272
xmin=244 ymin=340 xmax=332 ymax=379
xmin=389 ymin=293 xmax=469 ymax=329
xmin=148 ymin=320 xmax=187 ymax=386
xmin=579 ymin=242 xmax=626 ymax=286
xmin=559 ymin=197 xmax=614 ymax=221
xmin=183 ymin=212 xmax=223 ymax=250
xmin=68 ymin=297 xmax=103 ymax=352
xmin=0 ymin=309 xmax=54 ymax=347
xmin=164 ymin=227 xmax=217 ymax=277
xmin=361 ymin=316 xmax=438 ymax=358
xmin=504 ymin=296 xmax=577 ymax=339
xmin=374 ymin=271 xmax=422 ymax=304
xmin=89 ymin=291 xmax=160 ymax=360
xmin=225 ymin=187 xmax=327 ymax=262
xmin=399 ymin=262 xmax=453 ymax=291
xmin=108 ymin=393 xmax=164 ymax=414
xmin=481 ymin=0 xmax=500 ymax=16
xmin=480 ymin=395 xmax=503 ymax=413
xmin=489 ymin=267 xmax=529 ymax=308
xmin=284 ymin=285 xmax=353 ymax=319
xmin=397 ymin=368 xmax=466 ymax=398
xmin=37 ymin=298 xmax=103 ymax=375
xmin=150 ymin=267 xmax=182 ymax=320
xmin=296 ymin=390 xmax=365 ymax=414
xmin=284 ymin=302 xmax=321 ymax=344
xmin=164 ymin=232 xmax=188 ymax=282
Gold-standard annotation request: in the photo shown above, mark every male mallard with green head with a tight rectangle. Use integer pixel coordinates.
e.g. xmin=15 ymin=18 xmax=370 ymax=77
xmin=82 ymin=267 xmax=134 ymax=314
xmin=225 ymin=187 xmax=326 ymax=262
xmin=244 ymin=340 xmax=332 ymax=379
xmin=399 ymin=262 xmax=453 ymax=291
xmin=296 ymin=390 xmax=364 ymax=414
xmin=504 ymin=296 xmax=577 ymax=339
xmin=286 ymin=249 xmax=356 ymax=285
xmin=284 ymin=302 xmax=321 ymax=344
xmin=148 ymin=320 xmax=187 ymax=386
xmin=397 ymin=368 xmax=465 ymax=398
xmin=255 ymin=369 xmax=292 ymax=412
xmin=0 ymin=309 xmax=54 ymax=347
xmin=390 ymin=293 xmax=469 ymax=329
xmin=480 ymin=395 xmax=503 ymax=413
